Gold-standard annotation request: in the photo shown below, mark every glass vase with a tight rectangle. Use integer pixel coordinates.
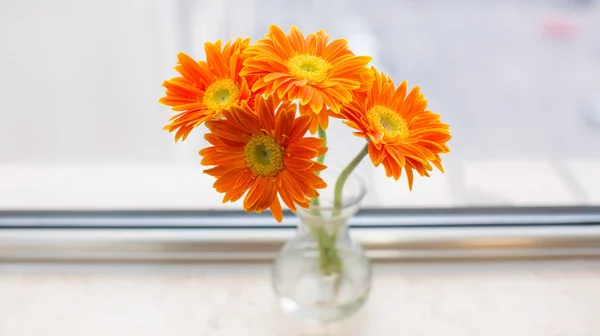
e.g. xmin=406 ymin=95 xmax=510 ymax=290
xmin=272 ymin=169 xmax=372 ymax=324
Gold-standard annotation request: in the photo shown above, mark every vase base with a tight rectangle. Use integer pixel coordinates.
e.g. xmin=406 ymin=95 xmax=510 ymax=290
xmin=278 ymin=294 xmax=366 ymax=324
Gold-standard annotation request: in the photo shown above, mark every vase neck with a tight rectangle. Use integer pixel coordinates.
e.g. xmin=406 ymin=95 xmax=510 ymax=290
xmin=296 ymin=211 xmax=352 ymax=240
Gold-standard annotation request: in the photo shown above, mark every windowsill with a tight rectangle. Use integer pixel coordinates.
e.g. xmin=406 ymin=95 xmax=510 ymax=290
xmin=2 ymin=260 xmax=600 ymax=335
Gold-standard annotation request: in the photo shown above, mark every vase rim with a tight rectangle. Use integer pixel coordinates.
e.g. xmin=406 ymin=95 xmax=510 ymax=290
xmin=299 ymin=169 xmax=368 ymax=213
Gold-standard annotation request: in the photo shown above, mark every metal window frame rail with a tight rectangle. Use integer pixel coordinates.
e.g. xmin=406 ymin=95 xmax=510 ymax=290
xmin=1 ymin=207 xmax=600 ymax=262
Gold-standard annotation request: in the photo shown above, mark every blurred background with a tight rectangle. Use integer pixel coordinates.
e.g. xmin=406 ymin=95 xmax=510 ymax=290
xmin=1 ymin=0 xmax=599 ymax=212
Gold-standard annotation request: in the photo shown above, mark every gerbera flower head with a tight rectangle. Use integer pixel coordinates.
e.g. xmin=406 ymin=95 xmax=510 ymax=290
xmin=240 ymin=25 xmax=374 ymax=133
xmin=337 ymin=68 xmax=451 ymax=190
xmin=199 ymin=95 xmax=328 ymax=222
xmin=159 ymin=38 xmax=257 ymax=142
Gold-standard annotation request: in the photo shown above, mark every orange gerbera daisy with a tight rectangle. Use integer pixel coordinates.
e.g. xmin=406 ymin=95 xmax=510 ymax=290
xmin=240 ymin=25 xmax=374 ymax=133
xmin=337 ymin=69 xmax=451 ymax=190
xmin=159 ymin=38 xmax=256 ymax=141
xmin=199 ymin=95 xmax=327 ymax=222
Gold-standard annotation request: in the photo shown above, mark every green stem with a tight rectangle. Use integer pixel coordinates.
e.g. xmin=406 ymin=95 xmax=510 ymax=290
xmin=309 ymin=224 xmax=342 ymax=275
xmin=310 ymin=142 xmax=367 ymax=278
xmin=334 ymin=142 xmax=369 ymax=208
xmin=316 ymin=126 xmax=327 ymax=169
xmin=312 ymin=126 xmax=327 ymax=207
xmin=310 ymin=140 xmax=369 ymax=278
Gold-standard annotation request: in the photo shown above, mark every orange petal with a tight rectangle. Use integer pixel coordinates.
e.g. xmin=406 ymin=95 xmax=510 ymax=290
xmin=270 ymin=197 xmax=283 ymax=223
xmin=274 ymin=106 xmax=293 ymax=143
xmin=368 ymin=141 xmax=385 ymax=166
xmin=384 ymin=156 xmax=401 ymax=180
xmin=243 ymin=177 xmax=267 ymax=212
xmin=255 ymin=180 xmax=278 ymax=213
xmin=278 ymin=170 xmax=311 ymax=203
xmin=204 ymin=41 xmax=228 ymax=78
xmin=289 ymin=115 xmax=312 ymax=140
xmin=284 ymin=157 xmax=315 ymax=170
xmin=309 ymin=90 xmax=324 ymax=115
xmin=276 ymin=179 xmax=297 ymax=212
xmin=405 ymin=164 xmax=415 ymax=190
xmin=299 ymin=85 xmax=314 ymax=106
xmin=176 ymin=53 xmax=205 ymax=83
xmin=397 ymin=86 xmax=420 ymax=118
xmin=257 ymin=96 xmax=275 ymax=131
xmin=264 ymin=72 xmax=290 ymax=83
xmin=385 ymin=146 xmax=407 ymax=169
xmin=200 ymin=152 xmax=243 ymax=166
xmin=213 ymin=169 xmax=245 ymax=193
xmin=224 ymin=106 xmax=261 ymax=134
xmin=316 ymin=109 xmax=329 ymax=131
xmin=203 ymin=163 xmax=243 ymax=178
xmin=223 ymin=170 xmax=254 ymax=203
xmin=269 ymin=25 xmax=294 ymax=57
xmin=289 ymin=26 xmax=306 ymax=53
xmin=205 ymin=119 xmax=247 ymax=142
xmin=322 ymin=38 xmax=349 ymax=61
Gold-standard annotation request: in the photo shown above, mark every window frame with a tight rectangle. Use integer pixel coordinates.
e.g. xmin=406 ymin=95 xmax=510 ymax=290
xmin=2 ymin=207 xmax=600 ymax=263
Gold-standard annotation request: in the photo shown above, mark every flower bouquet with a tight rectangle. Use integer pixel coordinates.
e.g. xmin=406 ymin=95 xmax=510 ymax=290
xmin=160 ymin=25 xmax=451 ymax=322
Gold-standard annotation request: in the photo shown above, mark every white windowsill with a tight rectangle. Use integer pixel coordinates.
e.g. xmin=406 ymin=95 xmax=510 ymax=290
xmin=1 ymin=260 xmax=600 ymax=335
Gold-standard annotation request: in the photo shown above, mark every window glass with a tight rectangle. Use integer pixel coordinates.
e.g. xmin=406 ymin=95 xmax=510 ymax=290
xmin=1 ymin=0 xmax=599 ymax=212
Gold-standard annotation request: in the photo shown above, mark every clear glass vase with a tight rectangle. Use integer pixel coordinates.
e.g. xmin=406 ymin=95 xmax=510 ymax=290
xmin=272 ymin=169 xmax=372 ymax=324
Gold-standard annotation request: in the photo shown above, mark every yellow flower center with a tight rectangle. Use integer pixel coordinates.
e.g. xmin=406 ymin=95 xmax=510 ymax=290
xmin=367 ymin=105 xmax=409 ymax=142
xmin=285 ymin=54 xmax=332 ymax=85
xmin=202 ymin=78 xmax=240 ymax=110
xmin=243 ymin=135 xmax=284 ymax=177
